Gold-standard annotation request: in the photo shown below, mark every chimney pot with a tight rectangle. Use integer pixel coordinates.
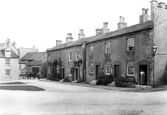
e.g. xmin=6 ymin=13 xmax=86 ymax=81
xmin=78 ymin=29 xmax=85 ymax=39
xmin=56 ymin=40 xmax=62 ymax=46
xmin=66 ymin=33 xmax=73 ymax=43
xmin=96 ymin=28 xmax=102 ymax=35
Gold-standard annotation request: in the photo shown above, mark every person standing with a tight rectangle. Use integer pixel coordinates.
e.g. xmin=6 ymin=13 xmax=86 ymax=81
xmin=140 ymin=70 xmax=145 ymax=85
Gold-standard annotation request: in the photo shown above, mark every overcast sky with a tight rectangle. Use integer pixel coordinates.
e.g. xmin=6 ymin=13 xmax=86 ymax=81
xmin=0 ymin=0 xmax=166 ymax=52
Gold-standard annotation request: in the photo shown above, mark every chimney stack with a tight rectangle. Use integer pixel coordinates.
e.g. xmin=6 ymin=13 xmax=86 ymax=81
xmin=139 ymin=8 xmax=151 ymax=23
xmin=66 ymin=33 xmax=73 ymax=43
xmin=95 ymin=28 xmax=102 ymax=36
xmin=12 ymin=41 xmax=16 ymax=48
xmin=117 ymin=16 xmax=127 ymax=30
xmin=56 ymin=40 xmax=62 ymax=46
xmin=117 ymin=16 xmax=124 ymax=30
xmin=102 ymin=22 xmax=110 ymax=34
xmin=78 ymin=29 xmax=85 ymax=39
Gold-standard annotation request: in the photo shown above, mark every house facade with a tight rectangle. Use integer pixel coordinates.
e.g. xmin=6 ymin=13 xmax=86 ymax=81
xmin=47 ymin=31 xmax=91 ymax=81
xmin=0 ymin=39 xmax=19 ymax=81
xmin=47 ymin=0 xmax=167 ymax=86
xmin=18 ymin=46 xmax=38 ymax=75
xmin=21 ymin=52 xmax=47 ymax=77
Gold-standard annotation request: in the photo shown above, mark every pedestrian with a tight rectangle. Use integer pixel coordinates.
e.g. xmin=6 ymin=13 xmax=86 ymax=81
xmin=37 ymin=72 xmax=41 ymax=80
xmin=140 ymin=70 xmax=145 ymax=85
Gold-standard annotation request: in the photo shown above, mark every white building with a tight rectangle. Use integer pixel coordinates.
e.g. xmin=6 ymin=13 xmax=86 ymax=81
xmin=0 ymin=39 xmax=19 ymax=81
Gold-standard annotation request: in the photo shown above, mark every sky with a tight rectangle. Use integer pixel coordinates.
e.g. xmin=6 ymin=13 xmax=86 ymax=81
xmin=0 ymin=0 xmax=166 ymax=52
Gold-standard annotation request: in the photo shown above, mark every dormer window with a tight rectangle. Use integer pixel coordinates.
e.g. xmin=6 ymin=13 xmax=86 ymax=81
xmin=5 ymin=48 xmax=11 ymax=57
xmin=127 ymin=38 xmax=134 ymax=51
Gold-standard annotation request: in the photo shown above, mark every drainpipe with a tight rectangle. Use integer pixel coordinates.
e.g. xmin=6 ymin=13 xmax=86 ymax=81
xmin=82 ymin=41 xmax=87 ymax=82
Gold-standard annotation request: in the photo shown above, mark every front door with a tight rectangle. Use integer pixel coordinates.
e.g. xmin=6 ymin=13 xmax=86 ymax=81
xmin=114 ymin=65 xmax=120 ymax=78
xmin=75 ymin=68 xmax=79 ymax=80
xmin=96 ymin=65 xmax=100 ymax=80
xmin=139 ymin=65 xmax=147 ymax=85
xmin=62 ymin=68 xmax=65 ymax=79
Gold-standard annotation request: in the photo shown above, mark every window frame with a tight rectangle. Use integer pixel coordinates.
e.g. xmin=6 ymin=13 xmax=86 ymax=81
xmin=106 ymin=64 xmax=111 ymax=75
xmin=89 ymin=63 xmax=94 ymax=74
xmin=68 ymin=51 xmax=72 ymax=61
xmin=105 ymin=42 xmax=111 ymax=54
xmin=127 ymin=38 xmax=135 ymax=52
xmin=127 ymin=62 xmax=135 ymax=76
xmin=75 ymin=50 xmax=80 ymax=61
xmin=89 ymin=45 xmax=94 ymax=55
xmin=6 ymin=69 xmax=10 ymax=76
xmin=5 ymin=58 xmax=10 ymax=65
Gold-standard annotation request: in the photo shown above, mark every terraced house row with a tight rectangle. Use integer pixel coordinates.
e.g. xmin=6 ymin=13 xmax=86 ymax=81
xmin=47 ymin=0 xmax=167 ymax=86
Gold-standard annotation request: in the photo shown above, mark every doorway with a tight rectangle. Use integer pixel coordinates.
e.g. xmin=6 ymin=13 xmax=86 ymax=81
xmin=96 ymin=65 xmax=100 ymax=80
xmin=75 ymin=68 xmax=79 ymax=80
xmin=62 ymin=68 xmax=65 ymax=79
xmin=114 ymin=65 xmax=120 ymax=78
xmin=139 ymin=65 xmax=147 ymax=85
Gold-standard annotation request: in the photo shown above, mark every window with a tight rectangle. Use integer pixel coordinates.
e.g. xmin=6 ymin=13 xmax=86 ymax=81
xmin=48 ymin=66 xmax=51 ymax=74
xmin=127 ymin=38 xmax=134 ymax=51
xmin=89 ymin=63 xmax=94 ymax=73
xmin=68 ymin=51 xmax=72 ymax=61
xmin=127 ymin=62 xmax=135 ymax=76
xmin=75 ymin=50 xmax=80 ymax=61
xmin=5 ymin=58 xmax=10 ymax=65
xmin=105 ymin=42 xmax=111 ymax=54
xmin=48 ymin=55 xmax=51 ymax=62
xmin=106 ymin=64 xmax=111 ymax=75
xmin=6 ymin=70 xmax=10 ymax=76
xmin=90 ymin=45 xmax=94 ymax=55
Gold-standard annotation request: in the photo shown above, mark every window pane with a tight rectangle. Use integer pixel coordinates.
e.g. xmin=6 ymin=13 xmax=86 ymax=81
xmin=127 ymin=38 xmax=134 ymax=51
xmin=105 ymin=42 xmax=111 ymax=54
xmin=127 ymin=62 xmax=134 ymax=76
xmin=5 ymin=58 xmax=10 ymax=65
xmin=106 ymin=64 xmax=111 ymax=74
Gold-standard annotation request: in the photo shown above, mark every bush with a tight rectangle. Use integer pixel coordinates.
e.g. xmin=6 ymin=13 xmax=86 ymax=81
xmin=63 ymin=77 xmax=71 ymax=82
xmin=115 ymin=76 xmax=137 ymax=87
xmin=96 ymin=74 xmax=114 ymax=85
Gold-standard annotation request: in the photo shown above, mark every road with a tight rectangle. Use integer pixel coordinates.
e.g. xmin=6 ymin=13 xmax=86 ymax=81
xmin=0 ymin=80 xmax=167 ymax=115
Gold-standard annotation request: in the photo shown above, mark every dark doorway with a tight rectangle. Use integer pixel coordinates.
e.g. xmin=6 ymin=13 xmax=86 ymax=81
xmin=139 ymin=65 xmax=147 ymax=85
xmin=75 ymin=68 xmax=79 ymax=80
xmin=96 ymin=65 xmax=100 ymax=80
xmin=62 ymin=68 xmax=65 ymax=79
xmin=32 ymin=67 xmax=39 ymax=74
xmin=114 ymin=65 xmax=120 ymax=78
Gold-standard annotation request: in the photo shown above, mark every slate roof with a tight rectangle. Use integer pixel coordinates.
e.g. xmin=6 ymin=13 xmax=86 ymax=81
xmin=21 ymin=52 xmax=46 ymax=60
xmin=47 ymin=20 xmax=153 ymax=52
xmin=47 ymin=35 xmax=97 ymax=52
xmin=88 ymin=20 xmax=153 ymax=43
xmin=0 ymin=49 xmax=18 ymax=58
xmin=27 ymin=60 xmax=42 ymax=66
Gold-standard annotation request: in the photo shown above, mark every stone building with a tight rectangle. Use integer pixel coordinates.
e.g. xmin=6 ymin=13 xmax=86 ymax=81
xmin=47 ymin=0 xmax=167 ymax=86
xmin=21 ymin=52 xmax=46 ymax=76
xmin=47 ymin=30 xmax=95 ymax=81
xmin=0 ymin=39 xmax=19 ymax=81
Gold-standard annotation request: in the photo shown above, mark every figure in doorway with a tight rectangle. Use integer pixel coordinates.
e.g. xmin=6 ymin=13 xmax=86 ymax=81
xmin=140 ymin=70 xmax=145 ymax=85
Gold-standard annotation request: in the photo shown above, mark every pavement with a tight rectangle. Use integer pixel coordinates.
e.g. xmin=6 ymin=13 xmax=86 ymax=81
xmin=39 ymin=78 xmax=167 ymax=92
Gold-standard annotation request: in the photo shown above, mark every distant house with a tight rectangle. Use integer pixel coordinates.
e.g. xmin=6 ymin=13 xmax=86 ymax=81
xmin=0 ymin=39 xmax=19 ymax=81
xmin=21 ymin=52 xmax=47 ymax=77
xmin=18 ymin=46 xmax=37 ymax=75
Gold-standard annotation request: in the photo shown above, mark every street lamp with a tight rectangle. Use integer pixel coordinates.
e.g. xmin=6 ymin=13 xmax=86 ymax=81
xmin=152 ymin=43 xmax=157 ymax=56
